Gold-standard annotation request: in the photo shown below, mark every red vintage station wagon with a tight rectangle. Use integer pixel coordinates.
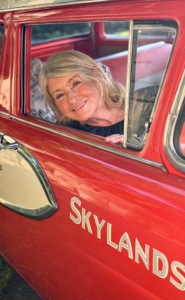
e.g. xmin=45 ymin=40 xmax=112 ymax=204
xmin=0 ymin=0 xmax=185 ymax=299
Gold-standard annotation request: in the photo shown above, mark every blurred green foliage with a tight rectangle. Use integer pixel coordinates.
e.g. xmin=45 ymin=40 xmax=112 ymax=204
xmin=104 ymin=21 xmax=129 ymax=34
xmin=0 ymin=256 xmax=13 ymax=298
xmin=32 ymin=22 xmax=91 ymax=42
xmin=31 ymin=21 xmax=130 ymax=43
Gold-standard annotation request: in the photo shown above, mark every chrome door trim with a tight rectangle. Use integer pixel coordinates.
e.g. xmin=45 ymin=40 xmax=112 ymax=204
xmin=10 ymin=115 xmax=165 ymax=170
xmin=0 ymin=111 xmax=9 ymax=116
xmin=18 ymin=144 xmax=58 ymax=209
xmin=0 ymin=136 xmax=58 ymax=219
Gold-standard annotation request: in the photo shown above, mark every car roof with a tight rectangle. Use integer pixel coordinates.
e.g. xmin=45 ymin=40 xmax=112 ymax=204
xmin=1 ymin=0 xmax=108 ymax=11
xmin=0 ymin=0 xmax=172 ymax=12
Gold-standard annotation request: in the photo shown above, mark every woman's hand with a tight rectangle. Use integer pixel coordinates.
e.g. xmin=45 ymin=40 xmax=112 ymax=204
xmin=104 ymin=134 xmax=124 ymax=144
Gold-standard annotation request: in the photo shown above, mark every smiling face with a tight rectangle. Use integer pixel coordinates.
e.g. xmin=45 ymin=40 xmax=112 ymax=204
xmin=48 ymin=74 xmax=102 ymax=123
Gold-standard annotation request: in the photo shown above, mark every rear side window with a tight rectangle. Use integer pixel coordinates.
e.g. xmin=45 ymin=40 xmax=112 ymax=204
xmin=104 ymin=21 xmax=129 ymax=37
xmin=175 ymin=103 xmax=185 ymax=158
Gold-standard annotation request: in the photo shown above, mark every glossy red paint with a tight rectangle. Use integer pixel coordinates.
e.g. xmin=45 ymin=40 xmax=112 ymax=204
xmin=0 ymin=1 xmax=185 ymax=299
xmin=1 ymin=116 xmax=185 ymax=299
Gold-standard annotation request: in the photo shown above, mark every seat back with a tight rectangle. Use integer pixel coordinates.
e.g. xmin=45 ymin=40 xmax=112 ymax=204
xmin=96 ymin=42 xmax=172 ymax=89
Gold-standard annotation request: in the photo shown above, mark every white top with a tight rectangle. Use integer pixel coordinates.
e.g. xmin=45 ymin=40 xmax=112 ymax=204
xmin=30 ymin=58 xmax=57 ymax=123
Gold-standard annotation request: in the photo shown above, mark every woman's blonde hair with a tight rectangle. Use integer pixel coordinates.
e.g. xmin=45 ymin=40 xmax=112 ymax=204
xmin=39 ymin=50 xmax=125 ymax=124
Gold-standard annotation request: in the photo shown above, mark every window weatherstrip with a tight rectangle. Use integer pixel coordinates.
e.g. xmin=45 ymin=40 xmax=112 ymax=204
xmin=164 ymin=70 xmax=185 ymax=172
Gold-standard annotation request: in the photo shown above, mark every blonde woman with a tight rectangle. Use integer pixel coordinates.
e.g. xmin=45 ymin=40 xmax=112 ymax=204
xmin=39 ymin=50 xmax=125 ymax=144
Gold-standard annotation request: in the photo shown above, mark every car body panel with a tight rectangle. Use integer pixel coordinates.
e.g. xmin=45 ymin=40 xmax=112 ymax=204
xmin=0 ymin=114 xmax=185 ymax=299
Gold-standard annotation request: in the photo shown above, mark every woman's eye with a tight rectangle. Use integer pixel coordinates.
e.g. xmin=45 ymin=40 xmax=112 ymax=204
xmin=56 ymin=93 xmax=64 ymax=100
xmin=73 ymin=81 xmax=81 ymax=88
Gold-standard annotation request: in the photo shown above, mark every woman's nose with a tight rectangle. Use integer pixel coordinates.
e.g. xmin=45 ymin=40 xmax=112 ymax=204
xmin=67 ymin=90 xmax=77 ymax=103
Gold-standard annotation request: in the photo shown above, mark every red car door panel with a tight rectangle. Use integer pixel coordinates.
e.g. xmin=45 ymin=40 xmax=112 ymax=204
xmin=0 ymin=115 xmax=185 ymax=300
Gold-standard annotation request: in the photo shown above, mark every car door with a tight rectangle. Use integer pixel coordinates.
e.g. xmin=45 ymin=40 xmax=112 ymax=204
xmin=0 ymin=1 xmax=185 ymax=300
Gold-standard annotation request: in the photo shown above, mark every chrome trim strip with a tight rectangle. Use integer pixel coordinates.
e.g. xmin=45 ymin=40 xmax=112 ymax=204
xmin=11 ymin=115 xmax=164 ymax=169
xmin=1 ymin=200 xmax=57 ymax=220
xmin=164 ymin=70 xmax=185 ymax=172
xmin=0 ymin=111 xmax=9 ymax=116
xmin=133 ymin=25 xmax=176 ymax=31
xmin=124 ymin=20 xmax=133 ymax=147
xmin=1 ymin=0 xmax=112 ymax=11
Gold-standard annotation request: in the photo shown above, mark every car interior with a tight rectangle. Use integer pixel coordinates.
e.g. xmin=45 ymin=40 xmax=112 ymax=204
xmin=23 ymin=20 xmax=177 ymax=149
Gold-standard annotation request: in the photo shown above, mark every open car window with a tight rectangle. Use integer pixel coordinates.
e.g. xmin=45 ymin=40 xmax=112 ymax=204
xmin=24 ymin=20 xmax=176 ymax=151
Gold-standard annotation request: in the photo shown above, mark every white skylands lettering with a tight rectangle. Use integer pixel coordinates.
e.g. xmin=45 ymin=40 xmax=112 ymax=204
xmin=70 ymin=197 xmax=185 ymax=291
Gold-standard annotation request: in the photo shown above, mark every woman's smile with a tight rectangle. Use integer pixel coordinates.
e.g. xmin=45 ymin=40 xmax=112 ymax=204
xmin=72 ymin=100 xmax=87 ymax=112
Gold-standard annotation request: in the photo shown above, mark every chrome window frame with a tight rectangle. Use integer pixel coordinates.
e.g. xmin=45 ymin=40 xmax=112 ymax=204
xmin=164 ymin=70 xmax=185 ymax=172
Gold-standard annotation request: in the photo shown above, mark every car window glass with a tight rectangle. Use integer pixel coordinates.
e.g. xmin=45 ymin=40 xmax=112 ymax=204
xmin=179 ymin=123 xmax=185 ymax=156
xmin=125 ymin=21 xmax=177 ymax=150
